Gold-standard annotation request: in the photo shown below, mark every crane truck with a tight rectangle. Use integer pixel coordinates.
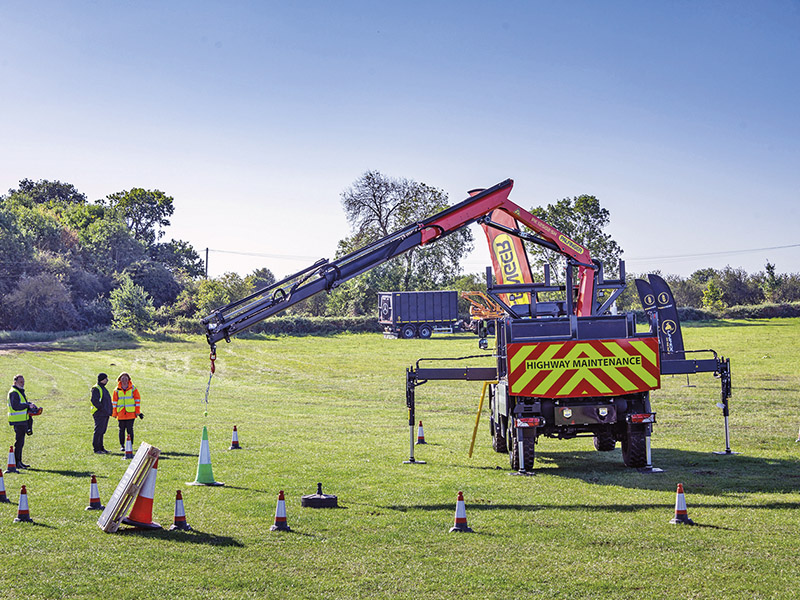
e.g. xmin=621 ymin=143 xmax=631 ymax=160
xmin=203 ymin=179 xmax=732 ymax=472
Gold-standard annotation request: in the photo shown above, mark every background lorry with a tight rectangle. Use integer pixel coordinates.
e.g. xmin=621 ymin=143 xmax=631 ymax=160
xmin=203 ymin=179 xmax=731 ymax=472
xmin=379 ymin=290 xmax=460 ymax=339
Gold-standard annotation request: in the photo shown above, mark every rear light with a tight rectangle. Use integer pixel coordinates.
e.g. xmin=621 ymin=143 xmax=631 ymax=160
xmin=516 ymin=417 xmax=544 ymax=427
xmin=629 ymin=413 xmax=655 ymax=424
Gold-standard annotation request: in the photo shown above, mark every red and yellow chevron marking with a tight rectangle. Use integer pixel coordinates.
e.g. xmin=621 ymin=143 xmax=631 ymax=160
xmin=507 ymin=337 xmax=660 ymax=398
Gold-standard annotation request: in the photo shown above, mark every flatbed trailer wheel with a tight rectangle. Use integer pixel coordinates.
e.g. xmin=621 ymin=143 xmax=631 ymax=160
xmin=418 ymin=324 xmax=432 ymax=339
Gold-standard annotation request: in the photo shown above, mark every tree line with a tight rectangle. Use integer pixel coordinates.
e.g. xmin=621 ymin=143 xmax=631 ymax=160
xmin=1 ymin=174 xmax=798 ymax=334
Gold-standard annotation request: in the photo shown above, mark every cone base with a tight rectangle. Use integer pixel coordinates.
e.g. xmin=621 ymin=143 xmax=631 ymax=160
xmin=449 ymin=525 xmax=473 ymax=532
xmin=415 ymin=440 xmax=427 ymax=445
xmin=85 ymin=503 xmax=105 ymax=511
xmin=0 ymin=496 xmax=10 ymax=504
xmin=6 ymin=467 xmax=19 ymax=474
xmin=186 ymin=480 xmax=224 ymax=486
xmin=14 ymin=516 xmax=33 ymax=523
xmin=169 ymin=522 xmax=193 ymax=531
xmin=121 ymin=517 xmax=163 ymax=529
xmin=270 ymin=523 xmax=291 ymax=531
xmin=228 ymin=446 xmax=241 ymax=450
xmin=669 ymin=516 xmax=695 ymax=525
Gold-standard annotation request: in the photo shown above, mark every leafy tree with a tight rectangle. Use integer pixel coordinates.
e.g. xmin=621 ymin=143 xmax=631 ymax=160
xmin=149 ymin=239 xmax=204 ymax=278
xmin=525 ymin=195 xmax=622 ymax=284
xmin=335 ymin=171 xmax=473 ymax=315
xmin=194 ymin=272 xmax=251 ymax=316
xmin=124 ymin=260 xmax=181 ymax=308
xmin=0 ymin=207 xmax=34 ymax=295
xmin=2 ymin=273 xmax=79 ymax=331
xmin=702 ymin=280 xmax=726 ymax=312
xmin=110 ymin=274 xmax=155 ymax=331
xmin=10 ymin=179 xmax=87 ymax=207
xmin=104 ymin=188 xmax=175 ymax=245
xmin=246 ymin=267 xmax=276 ymax=291
xmin=760 ymin=262 xmax=783 ymax=302
xmin=79 ymin=218 xmax=147 ymax=275
xmin=718 ymin=266 xmax=763 ymax=306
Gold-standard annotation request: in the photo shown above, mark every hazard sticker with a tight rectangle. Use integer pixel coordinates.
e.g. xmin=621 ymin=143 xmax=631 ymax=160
xmin=507 ymin=338 xmax=660 ymax=398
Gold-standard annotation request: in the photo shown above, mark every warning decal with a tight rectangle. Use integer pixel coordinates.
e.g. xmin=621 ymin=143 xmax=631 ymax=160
xmin=508 ymin=338 xmax=660 ymax=398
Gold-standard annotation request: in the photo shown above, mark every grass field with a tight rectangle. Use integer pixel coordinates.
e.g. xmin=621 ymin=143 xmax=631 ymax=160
xmin=1 ymin=320 xmax=799 ymax=599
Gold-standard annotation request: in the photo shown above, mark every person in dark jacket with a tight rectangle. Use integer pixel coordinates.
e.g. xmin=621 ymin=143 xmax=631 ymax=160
xmin=7 ymin=374 xmax=31 ymax=468
xmin=90 ymin=373 xmax=113 ymax=454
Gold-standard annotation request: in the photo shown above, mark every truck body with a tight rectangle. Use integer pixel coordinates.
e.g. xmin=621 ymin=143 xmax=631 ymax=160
xmin=379 ymin=290 xmax=459 ymax=339
xmin=204 ymin=179 xmax=731 ymax=472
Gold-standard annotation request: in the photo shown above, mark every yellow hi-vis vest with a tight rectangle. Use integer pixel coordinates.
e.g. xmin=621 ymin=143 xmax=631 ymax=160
xmin=91 ymin=384 xmax=105 ymax=414
xmin=7 ymin=387 xmax=28 ymax=423
xmin=115 ymin=385 xmax=138 ymax=416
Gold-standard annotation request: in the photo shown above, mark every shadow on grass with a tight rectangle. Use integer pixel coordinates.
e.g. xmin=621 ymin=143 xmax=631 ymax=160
xmin=520 ymin=447 xmax=800 ymax=496
xmin=27 ymin=468 xmax=94 ymax=478
xmin=157 ymin=451 xmax=198 ymax=459
xmin=117 ymin=527 xmax=245 ymax=547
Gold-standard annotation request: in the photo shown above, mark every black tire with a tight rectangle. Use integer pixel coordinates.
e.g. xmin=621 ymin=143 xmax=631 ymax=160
xmin=508 ymin=418 xmax=535 ymax=471
xmin=401 ymin=324 xmax=416 ymax=339
xmin=418 ymin=324 xmax=433 ymax=339
xmin=492 ymin=414 xmax=508 ymax=453
xmin=593 ymin=431 xmax=616 ymax=452
xmin=621 ymin=426 xmax=647 ymax=468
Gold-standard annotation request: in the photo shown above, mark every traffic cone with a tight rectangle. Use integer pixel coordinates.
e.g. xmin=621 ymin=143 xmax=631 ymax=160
xmin=187 ymin=426 xmax=224 ymax=486
xmin=14 ymin=485 xmax=33 ymax=523
xmin=121 ymin=459 xmax=162 ymax=529
xmin=270 ymin=490 xmax=291 ymax=531
xmin=228 ymin=425 xmax=241 ymax=450
xmin=449 ymin=491 xmax=473 ymax=533
xmin=416 ymin=421 xmax=427 ymax=445
xmin=669 ymin=483 xmax=695 ymax=525
xmin=0 ymin=469 xmax=9 ymax=503
xmin=7 ymin=446 xmax=18 ymax=473
xmin=169 ymin=490 xmax=192 ymax=531
xmin=85 ymin=475 xmax=104 ymax=510
xmin=123 ymin=434 xmax=133 ymax=460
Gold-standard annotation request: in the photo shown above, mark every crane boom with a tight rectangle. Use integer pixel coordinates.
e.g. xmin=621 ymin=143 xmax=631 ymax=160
xmin=202 ymin=178 xmax=597 ymax=351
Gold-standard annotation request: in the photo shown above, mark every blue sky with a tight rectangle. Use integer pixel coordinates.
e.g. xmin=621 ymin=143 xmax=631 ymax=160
xmin=1 ymin=1 xmax=798 ymax=279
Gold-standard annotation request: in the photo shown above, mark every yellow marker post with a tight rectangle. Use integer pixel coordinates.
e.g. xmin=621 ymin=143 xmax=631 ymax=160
xmin=469 ymin=381 xmax=497 ymax=458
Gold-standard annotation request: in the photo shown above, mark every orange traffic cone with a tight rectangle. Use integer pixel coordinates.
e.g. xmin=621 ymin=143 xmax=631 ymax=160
xmin=0 ymin=469 xmax=9 ymax=503
xmin=416 ymin=421 xmax=427 ymax=445
xmin=670 ymin=483 xmax=695 ymax=525
xmin=123 ymin=434 xmax=133 ymax=460
xmin=270 ymin=490 xmax=291 ymax=531
xmin=7 ymin=446 xmax=18 ymax=473
xmin=229 ymin=426 xmax=241 ymax=450
xmin=14 ymin=485 xmax=33 ymax=523
xmin=449 ymin=491 xmax=473 ymax=532
xmin=85 ymin=475 xmax=104 ymax=510
xmin=169 ymin=490 xmax=192 ymax=531
xmin=122 ymin=459 xmax=162 ymax=529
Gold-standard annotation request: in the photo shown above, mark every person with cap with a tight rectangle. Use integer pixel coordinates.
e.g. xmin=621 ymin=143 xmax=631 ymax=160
xmin=7 ymin=374 xmax=32 ymax=468
xmin=90 ymin=373 xmax=113 ymax=454
xmin=112 ymin=372 xmax=143 ymax=452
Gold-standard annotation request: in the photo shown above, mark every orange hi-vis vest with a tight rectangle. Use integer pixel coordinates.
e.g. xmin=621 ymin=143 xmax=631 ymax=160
xmin=113 ymin=384 xmax=140 ymax=420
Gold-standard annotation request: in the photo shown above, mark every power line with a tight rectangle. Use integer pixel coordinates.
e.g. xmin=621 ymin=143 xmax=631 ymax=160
xmin=206 ymin=248 xmax=320 ymax=261
xmin=624 ymin=243 xmax=800 ymax=263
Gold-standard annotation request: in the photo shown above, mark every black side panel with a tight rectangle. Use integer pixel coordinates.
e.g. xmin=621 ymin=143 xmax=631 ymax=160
xmin=648 ymin=274 xmax=685 ymax=359
xmin=635 ymin=279 xmax=658 ymax=322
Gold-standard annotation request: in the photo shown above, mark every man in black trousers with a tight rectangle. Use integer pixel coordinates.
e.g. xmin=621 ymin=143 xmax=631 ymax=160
xmin=7 ymin=374 xmax=31 ymax=468
xmin=90 ymin=373 xmax=113 ymax=454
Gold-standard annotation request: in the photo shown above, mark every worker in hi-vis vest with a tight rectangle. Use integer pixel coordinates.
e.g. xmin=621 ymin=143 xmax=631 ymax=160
xmin=7 ymin=374 xmax=32 ymax=468
xmin=112 ymin=372 xmax=143 ymax=452
xmin=90 ymin=373 xmax=113 ymax=454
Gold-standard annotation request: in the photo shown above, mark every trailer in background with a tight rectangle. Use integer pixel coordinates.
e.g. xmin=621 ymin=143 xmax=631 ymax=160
xmin=378 ymin=291 xmax=460 ymax=339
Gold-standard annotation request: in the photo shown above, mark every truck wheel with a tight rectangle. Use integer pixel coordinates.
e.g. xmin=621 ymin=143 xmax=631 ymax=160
xmin=418 ymin=324 xmax=433 ymax=339
xmin=593 ymin=431 xmax=616 ymax=451
xmin=401 ymin=324 xmax=416 ymax=339
xmin=621 ymin=427 xmax=647 ymax=468
xmin=508 ymin=419 xmax=535 ymax=471
xmin=492 ymin=415 xmax=508 ymax=453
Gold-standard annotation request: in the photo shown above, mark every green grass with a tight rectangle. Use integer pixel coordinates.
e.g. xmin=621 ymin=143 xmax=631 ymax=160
xmin=1 ymin=320 xmax=799 ymax=599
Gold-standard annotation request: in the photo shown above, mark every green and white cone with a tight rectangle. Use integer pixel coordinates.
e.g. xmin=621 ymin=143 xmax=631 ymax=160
xmin=187 ymin=426 xmax=224 ymax=486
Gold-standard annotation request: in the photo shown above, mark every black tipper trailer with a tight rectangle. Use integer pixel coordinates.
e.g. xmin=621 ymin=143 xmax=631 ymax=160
xmin=379 ymin=291 xmax=460 ymax=339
